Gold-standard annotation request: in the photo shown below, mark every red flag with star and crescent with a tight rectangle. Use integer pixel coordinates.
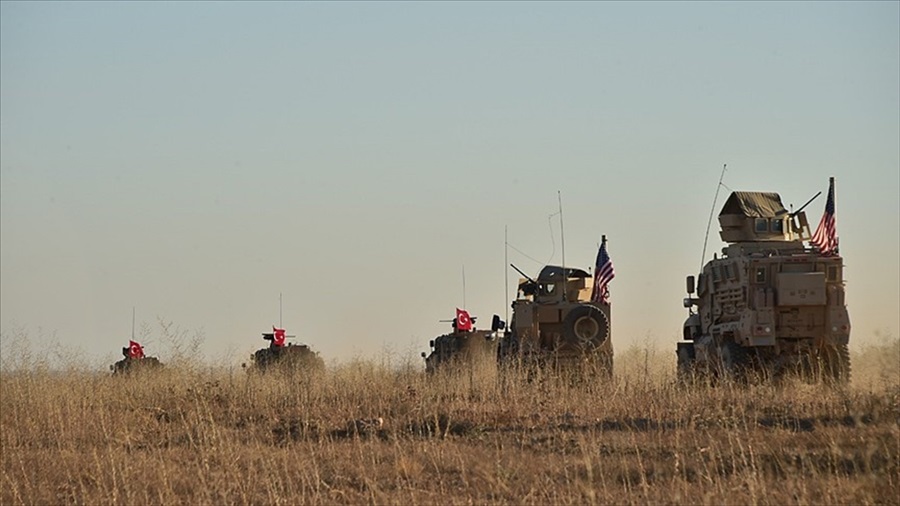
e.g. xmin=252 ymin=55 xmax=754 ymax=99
xmin=455 ymin=308 xmax=473 ymax=332
xmin=128 ymin=340 xmax=145 ymax=359
xmin=272 ymin=326 xmax=286 ymax=347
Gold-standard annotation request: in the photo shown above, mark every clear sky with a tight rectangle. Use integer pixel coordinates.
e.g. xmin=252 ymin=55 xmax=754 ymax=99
xmin=2 ymin=1 xmax=898 ymax=368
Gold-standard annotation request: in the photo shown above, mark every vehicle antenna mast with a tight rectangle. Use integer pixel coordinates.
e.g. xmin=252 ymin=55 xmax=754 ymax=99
xmin=504 ymin=226 xmax=509 ymax=324
xmin=131 ymin=307 xmax=135 ymax=340
xmin=558 ymin=190 xmax=567 ymax=302
xmin=700 ymin=164 xmax=727 ymax=272
xmin=462 ymin=265 xmax=466 ymax=309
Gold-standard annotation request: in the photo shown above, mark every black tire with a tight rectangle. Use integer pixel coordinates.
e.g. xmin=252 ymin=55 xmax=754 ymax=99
xmin=676 ymin=343 xmax=696 ymax=382
xmin=714 ymin=340 xmax=750 ymax=381
xmin=821 ymin=344 xmax=851 ymax=385
xmin=562 ymin=305 xmax=610 ymax=349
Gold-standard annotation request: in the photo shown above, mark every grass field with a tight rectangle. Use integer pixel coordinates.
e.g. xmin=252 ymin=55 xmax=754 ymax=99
xmin=1 ymin=338 xmax=898 ymax=505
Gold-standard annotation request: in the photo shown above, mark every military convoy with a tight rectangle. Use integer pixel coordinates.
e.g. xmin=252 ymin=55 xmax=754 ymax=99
xmin=678 ymin=184 xmax=850 ymax=383
xmin=104 ymin=179 xmax=849 ymax=386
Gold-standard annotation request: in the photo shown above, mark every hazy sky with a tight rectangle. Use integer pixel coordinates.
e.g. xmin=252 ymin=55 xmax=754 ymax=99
xmin=2 ymin=2 xmax=898 ymax=367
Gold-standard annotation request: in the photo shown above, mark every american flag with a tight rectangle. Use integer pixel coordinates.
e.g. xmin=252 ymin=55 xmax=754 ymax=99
xmin=810 ymin=177 xmax=838 ymax=255
xmin=591 ymin=237 xmax=615 ymax=305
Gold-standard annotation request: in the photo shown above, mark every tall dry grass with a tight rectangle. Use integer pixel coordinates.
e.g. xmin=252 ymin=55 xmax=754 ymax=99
xmin=1 ymin=337 xmax=898 ymax=505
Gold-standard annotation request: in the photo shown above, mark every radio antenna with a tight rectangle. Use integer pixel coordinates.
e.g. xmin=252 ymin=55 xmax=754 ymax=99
xmin=462 ymin=264 xmax=466 ymax=309
xmin=504 ymin=226 xmax=509 ymax=324
xmin=131 ymin=307 xmax=135 ymax=340
xmin=558 ymin=190 xmax=567 ymax=302
xmin=279 ymin=292 xmax=283 ymax=328
xmin=700 ymin=164 xmax=727 ymax=271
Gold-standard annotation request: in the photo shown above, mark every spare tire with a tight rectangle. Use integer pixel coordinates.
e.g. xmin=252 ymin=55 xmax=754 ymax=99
xmin=562 ymin=305 xmax=610 ymax=348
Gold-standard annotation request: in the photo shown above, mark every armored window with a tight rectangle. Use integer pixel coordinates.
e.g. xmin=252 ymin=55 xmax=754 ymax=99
xmin=771 ymin=219 xmax=784 ymax=233
xmin=755 ymin=266 xmax=767 ymax=283
xmin=827 ymin=265 xmax=840 ymax=282
xmin=755 ymin=218 xmax=768 ymax=233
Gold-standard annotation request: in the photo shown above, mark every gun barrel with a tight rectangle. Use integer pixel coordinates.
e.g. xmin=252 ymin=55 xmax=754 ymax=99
xmin=510 ymin=263 xmax=536 ymax=284
xmin=792 ymin=191 xmax=822 ymax=216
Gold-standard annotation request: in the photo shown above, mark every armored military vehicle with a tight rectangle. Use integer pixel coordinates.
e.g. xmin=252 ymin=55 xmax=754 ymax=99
xmin=422 ymin=313 xmax=505 ymax=374
xmin=111 ymin=340 xmax=163 ymax=375
xmin=246 ymin=326 xmax=325 ymax=373
xmin=678 ymin=181 xmax=850 ymax=382
xmin=499 ymin=262 xmax=613 ymax=376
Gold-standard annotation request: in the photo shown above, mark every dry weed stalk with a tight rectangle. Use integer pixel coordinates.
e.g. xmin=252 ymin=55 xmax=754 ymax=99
xmin=1 ymin=340 xmax=898 ymax=505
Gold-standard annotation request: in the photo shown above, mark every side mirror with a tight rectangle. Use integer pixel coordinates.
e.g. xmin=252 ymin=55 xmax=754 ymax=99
xmin=686 ymin=275 xmax=696 ymax=294
xmin=491 ymin=314 xmax=506 ymax=332
xmin=429 ymin=340 xmax=434 ymax=348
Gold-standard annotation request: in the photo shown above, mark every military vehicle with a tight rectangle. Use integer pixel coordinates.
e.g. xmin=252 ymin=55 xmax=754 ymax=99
xmin=678 ymin=184 xmax=850 ymax=382
xmin=498 ymin=262 xmax=613 ymax=376
xmin=111 ymin=340 xmax=163 ymax=375
xmin=246 ymin=327 xmax=325 ymax=373
xmin=422 ymin=313 xmax=505 ymax=374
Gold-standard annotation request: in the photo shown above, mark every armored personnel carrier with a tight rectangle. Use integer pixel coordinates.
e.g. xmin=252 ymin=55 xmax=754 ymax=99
xmin=246 ymin=326 xmax=325 ymax=373
xmin=678 ymin=181 xmax=850 ymax=382
xmin=111 ymin=340 xmax=163 ymax=375
xmin=499 ymin=261 xmax=613 ymax=376
xmin=422 ymin=312 xmax=504 ymax=374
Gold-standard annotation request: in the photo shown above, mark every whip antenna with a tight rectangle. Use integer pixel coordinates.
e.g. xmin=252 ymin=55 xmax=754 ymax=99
xmin=131 ymin=307 xmax=135 ymax=340
xmin=504 ymin=226 xmax=509 ymax=324
xmin=558 ymin=191 xmax=567 ymax=302
xmin=701 ymin=164 xmax=727 ymax=271
xmin=462 ymin=264 xmax=466 ymax=309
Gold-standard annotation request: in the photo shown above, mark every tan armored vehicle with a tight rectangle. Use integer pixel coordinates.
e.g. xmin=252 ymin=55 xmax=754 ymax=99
xmin=422 ymin=313 xmax=504 ymax=374
xmin=678 ymin=184 xmax=850 ymax=382
xmin=499 ymin=263 xmax=613 ymax=376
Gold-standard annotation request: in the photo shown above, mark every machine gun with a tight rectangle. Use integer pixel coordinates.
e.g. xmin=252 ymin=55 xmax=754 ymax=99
xmin=510 ymin=263 xmax=539 ymax=296
xmin=439 ymin=316 xmax=478 ymax=331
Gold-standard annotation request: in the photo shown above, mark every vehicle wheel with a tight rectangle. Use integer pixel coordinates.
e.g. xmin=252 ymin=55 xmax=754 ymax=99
xmin=676 ymin=343 xmax=696 ymax=382
xmin=714 ymin=340 xmax=750 ymax=381
xmin=821 ymin=344 xmax=851 ymax=385
xmin=562 ymin=305 xmax=609 ymax=349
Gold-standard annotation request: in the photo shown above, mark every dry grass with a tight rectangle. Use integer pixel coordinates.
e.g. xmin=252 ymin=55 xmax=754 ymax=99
xmin=1 ymin=339 xmax=898 ymax=505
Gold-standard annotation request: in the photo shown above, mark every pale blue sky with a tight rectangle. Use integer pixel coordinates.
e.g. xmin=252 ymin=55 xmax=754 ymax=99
xmin=1 ymin=2 xmax=898 ymax=367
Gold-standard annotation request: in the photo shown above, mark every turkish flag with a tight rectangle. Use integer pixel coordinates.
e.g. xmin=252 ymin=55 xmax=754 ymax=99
xmin=128 ymin=340 xmax=145 ymax=359
xmin=455 ymin=308 xmax=472 ymax=332
xmin=272 ymin=326 xmax=286 ymax=347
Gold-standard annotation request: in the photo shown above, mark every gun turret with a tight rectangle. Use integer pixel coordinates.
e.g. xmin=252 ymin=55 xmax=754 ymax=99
xmin=511 ymin=263 xmax=539 ymax=297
